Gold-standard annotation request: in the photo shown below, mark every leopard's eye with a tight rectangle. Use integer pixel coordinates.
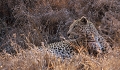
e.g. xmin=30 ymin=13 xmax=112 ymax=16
xmin=74 ymin=24 xmax=78 ymax=28
xmin=73 ymin=26 xmax=75 ymax=28
xmin=73 ymin=26 xmax=76 ymax=28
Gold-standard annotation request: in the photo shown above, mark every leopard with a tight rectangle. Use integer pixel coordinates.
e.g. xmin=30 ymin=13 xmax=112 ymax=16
xmin=40 ymin=39 xmax=80 ymax=59
xmin=39 ymin=16 xmax=111 ymax=58
xmin=67 ymin=16 xmax=111 ymax=55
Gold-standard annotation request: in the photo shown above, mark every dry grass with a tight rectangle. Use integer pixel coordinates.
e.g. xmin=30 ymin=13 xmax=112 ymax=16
xmin=0 ymin=46 xmax=120 ymax=70
xmin=0 ymin=0 xmax=120 ymax=70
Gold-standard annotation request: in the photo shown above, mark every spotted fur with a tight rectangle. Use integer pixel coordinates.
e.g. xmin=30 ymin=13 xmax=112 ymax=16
xmin=67 ymin=16 xmax=110 ymax=54
xmin=41 ymin=40 xmax=79 ymax=58
xmin=40 ymin=16 xmax=110 ymax=58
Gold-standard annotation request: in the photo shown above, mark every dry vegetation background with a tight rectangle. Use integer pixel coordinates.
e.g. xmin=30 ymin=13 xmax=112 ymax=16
xmin=0 ymin=0 xmax=120 ymax=70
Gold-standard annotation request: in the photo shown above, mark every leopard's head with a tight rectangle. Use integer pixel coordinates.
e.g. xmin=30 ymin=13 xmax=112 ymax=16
xmin=67 ymin=16 xmax=106 ymax=55
xmin=67 ymin=16 xmax=93 ymax=39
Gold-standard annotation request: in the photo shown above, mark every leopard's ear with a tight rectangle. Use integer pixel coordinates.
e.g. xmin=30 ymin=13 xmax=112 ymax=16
xmin=80 ymin=16 xmax=87 ymax=24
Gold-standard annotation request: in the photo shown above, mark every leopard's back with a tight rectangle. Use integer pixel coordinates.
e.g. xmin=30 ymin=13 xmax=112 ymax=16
xmin=44 ymin=40 xmax=79 ymax=58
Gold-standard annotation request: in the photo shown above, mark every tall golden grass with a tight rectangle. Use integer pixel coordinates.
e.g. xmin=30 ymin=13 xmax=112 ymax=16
xmin=0 ymin=46 xmax=120 ymax=70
